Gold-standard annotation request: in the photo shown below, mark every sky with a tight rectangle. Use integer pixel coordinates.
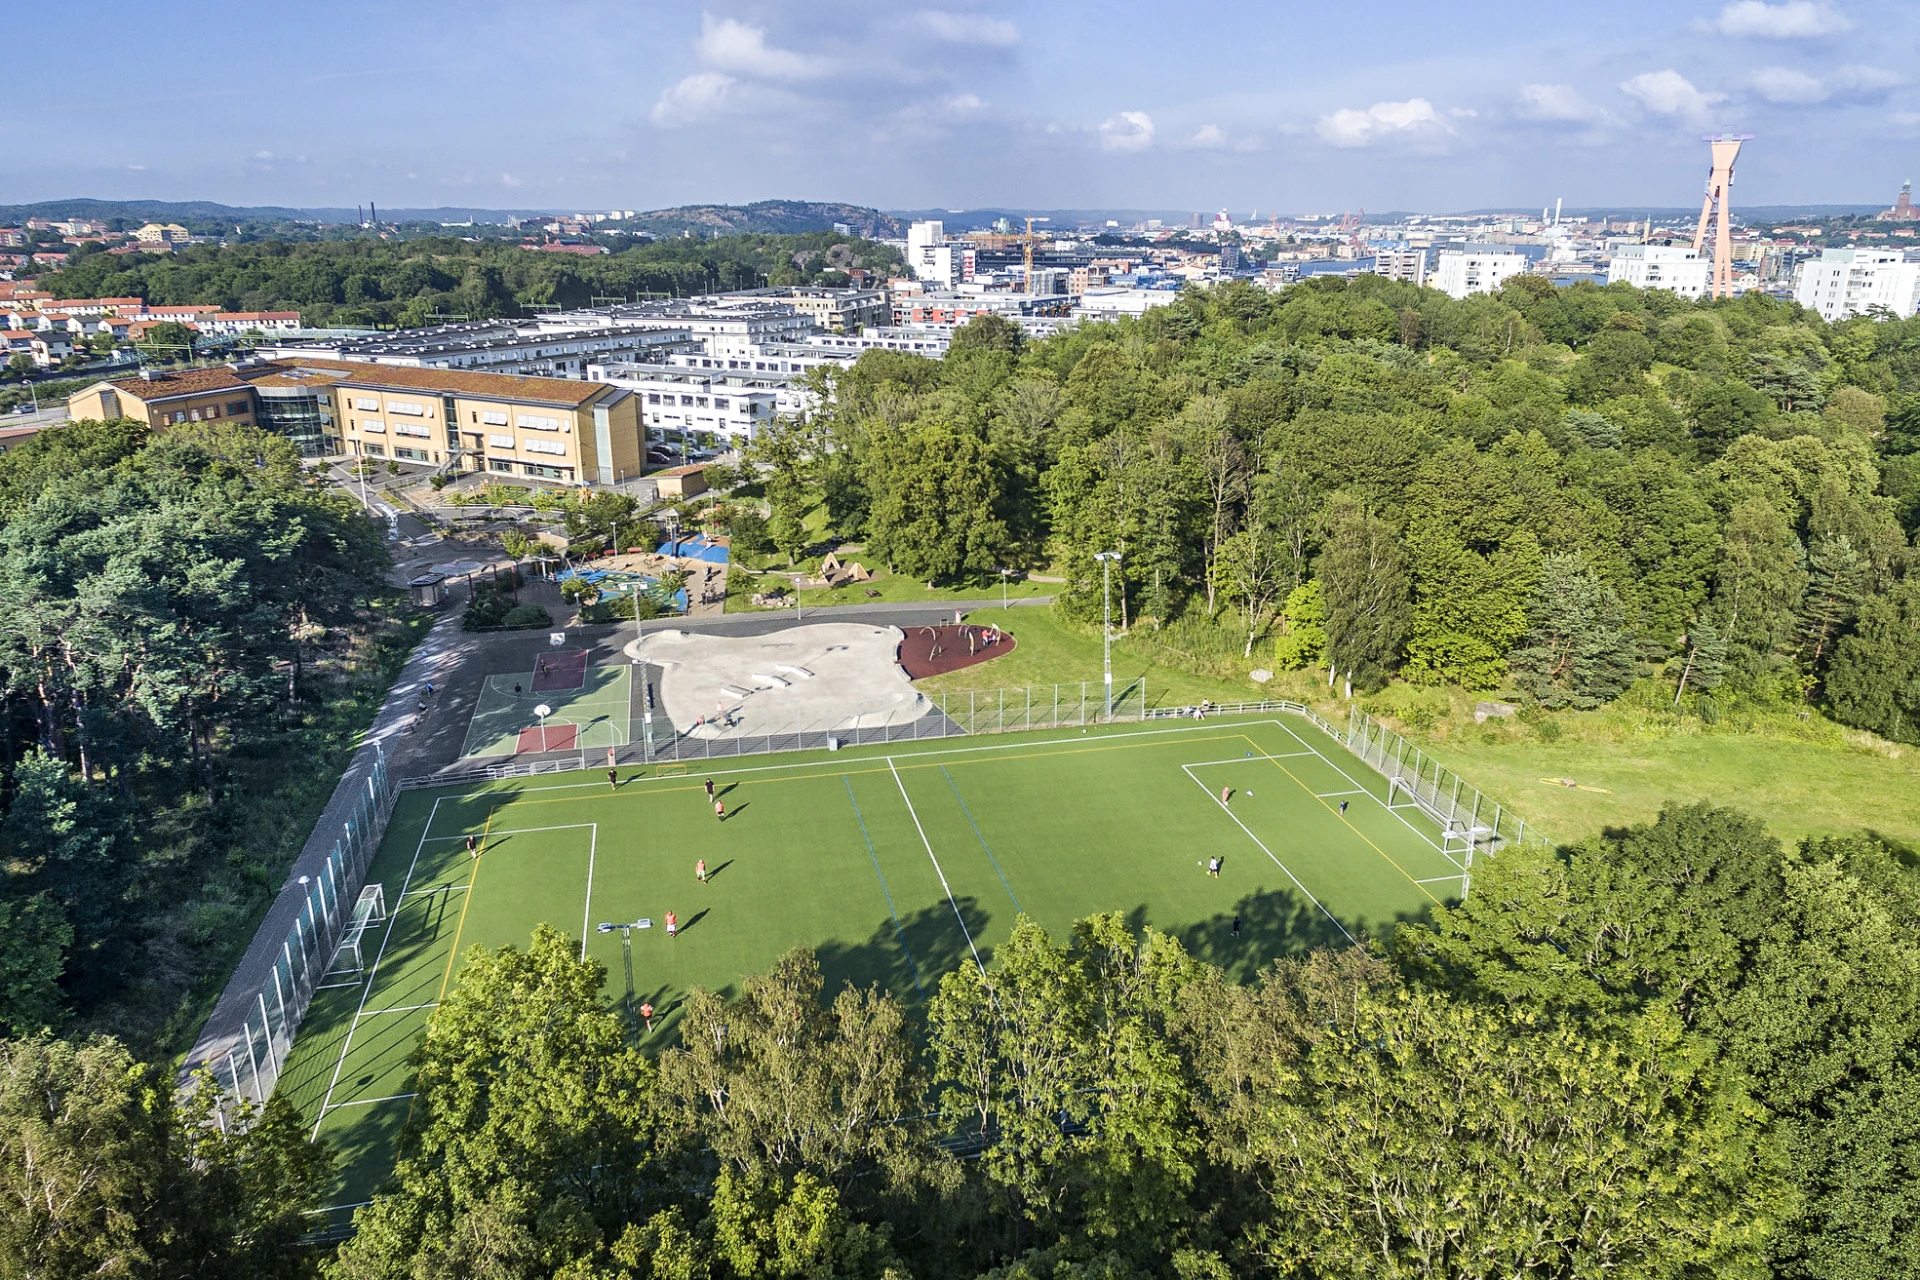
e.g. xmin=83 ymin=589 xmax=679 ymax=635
xmin=5 ymin=0 xmax=1919 ymax=215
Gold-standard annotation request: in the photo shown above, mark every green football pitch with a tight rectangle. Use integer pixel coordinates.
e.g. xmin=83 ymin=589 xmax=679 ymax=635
xmin=459 ymin=662 xmax=632 ymax=757
xmin=276 ymin=713 xmax=1471 ymax=1214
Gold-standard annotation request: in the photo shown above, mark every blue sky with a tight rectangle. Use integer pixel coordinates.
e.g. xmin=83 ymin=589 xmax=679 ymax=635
xmin=5 ymin=0 xmax=1918 ymax=213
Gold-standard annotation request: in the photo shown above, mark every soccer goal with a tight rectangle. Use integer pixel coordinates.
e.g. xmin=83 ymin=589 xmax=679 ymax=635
xmin=1388 ymin=775 xmax=1491 ymax=859
xmin=326 ymin=884 xmax=388 ymax=979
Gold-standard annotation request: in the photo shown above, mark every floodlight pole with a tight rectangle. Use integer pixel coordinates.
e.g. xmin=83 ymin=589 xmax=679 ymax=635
xmin=1093 ymin=551 xmax=1122 ymax=719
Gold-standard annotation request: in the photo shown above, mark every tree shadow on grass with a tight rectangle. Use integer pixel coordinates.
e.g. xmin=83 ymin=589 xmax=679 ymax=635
xmin=1177 ymin=887 xmax=1360 ymax=983
xmin=817 ymin=895 xmax=992 ymax=1005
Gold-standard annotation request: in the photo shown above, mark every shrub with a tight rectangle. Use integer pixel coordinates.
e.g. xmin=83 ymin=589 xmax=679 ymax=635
xmin=501 ymin=604 xmax=553 ymax=628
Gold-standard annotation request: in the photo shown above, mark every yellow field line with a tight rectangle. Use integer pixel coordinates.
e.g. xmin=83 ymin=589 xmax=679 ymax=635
xmin=489 ymin=732 xmax=1255 ymax=814
xmin=1240 ymin=733 xmax=1440 ymax=906
xmin=434 ymin=804 xmax=494 ymax=1008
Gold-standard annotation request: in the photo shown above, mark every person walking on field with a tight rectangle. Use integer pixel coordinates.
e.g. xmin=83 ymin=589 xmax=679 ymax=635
xmin=1339 ymin=800 xmax=1349 ymax=815
xmin=665 ymin=910 xmax=677 ymax=938
xmin=704 ymin=778 xmax=715 ymax=801
xmin=1220 ymin=784 xmax=1232 ymax=806
xmin=714 ymin=798 xmax=725 ymax=822
xmin=640 ymin=1001 xmax=654 ymax=1033
xmin=1207 ymin=856 xmax=1221 ymax=878
xmin=608 ymin=768 xmax=618 ymax=790
xmin=696 ymin=858 xmax=707 ymax=884
xmin=466 ymin=834 xmax=478 ymax=859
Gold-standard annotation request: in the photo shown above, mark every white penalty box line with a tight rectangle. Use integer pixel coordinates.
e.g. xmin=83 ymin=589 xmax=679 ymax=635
xmin=1268 ymin=718 xmax=1465 ymax=870
xmin=1179 ymin=763 xmax=1356 ymax=947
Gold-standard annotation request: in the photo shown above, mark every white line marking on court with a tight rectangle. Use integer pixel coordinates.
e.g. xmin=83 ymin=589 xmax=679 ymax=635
xmin=1182 ymin=752 xmax=1315 ymax=769
xmin=431 ymin=719 xmax=1301 ymax=801
xmin=421 ymin=823 xmax=607 ymax=842
xmin=315 ymin=981 xmax=363 ymax=991
xmin=323 ymin=1093 xmax=416 ymax=1110
xmin=1315 ymin=789 xmax=1367 ymax=799
xmin=1271 ymin=719 xmax=1462 ymax=867
xmin=1415 ymin=875 xmax=1465 ymax=884
xmin=313 ymin=796 xmax=443 ymax=1140
xmin=403 ymin=885 xmax=467 ymax=897
xmin=580 ymin=824 xmax=598 ymax=961
xmin=359 ymin=1002 xmax=439 ymax=1017
xmin=1180 ymin=764 xmax=1356 ymax=947
xmin=888 ymin=756 xmax=986 ymax=974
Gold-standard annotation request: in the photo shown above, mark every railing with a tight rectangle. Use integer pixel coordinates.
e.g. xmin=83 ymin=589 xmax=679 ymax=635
xmin=1342 ymin=706 xmax=1543 ymax=855
xmin=205 ymin=744 xmax=398 ymax=1130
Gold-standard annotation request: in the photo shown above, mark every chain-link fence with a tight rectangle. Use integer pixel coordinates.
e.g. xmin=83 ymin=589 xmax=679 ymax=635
xmin=1343 ymin=705 xmax=1543 ymax=854
xmin=201 ymin=744 xmax=397 ymax=1131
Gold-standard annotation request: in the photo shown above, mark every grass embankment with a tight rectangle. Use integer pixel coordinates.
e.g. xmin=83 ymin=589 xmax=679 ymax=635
xmin=933 ymin=608 xmax=1920 ymax=851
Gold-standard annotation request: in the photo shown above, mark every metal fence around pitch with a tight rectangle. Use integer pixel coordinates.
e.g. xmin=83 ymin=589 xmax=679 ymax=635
xmin=204 ymin=744 xmax=398 ymax=1131
xmin=1343 ymin=705 xmax=1544 ymax=855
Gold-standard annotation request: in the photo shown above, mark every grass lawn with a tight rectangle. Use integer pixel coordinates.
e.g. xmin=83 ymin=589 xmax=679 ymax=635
xmin=722 ymin=570 xmax=1057 ymax=613
xmin=279 ymin=713 xmax=1464 ymax=1214
xmin=915 ymin=607 xmax=1278 ymax=710
xmin=1411 ymin=731 xmax=1920 ymax=851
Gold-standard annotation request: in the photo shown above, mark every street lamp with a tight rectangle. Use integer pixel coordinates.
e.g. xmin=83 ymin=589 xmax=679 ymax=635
xmin=1092 ymin=551 xmax=1122 ymax=720
xmin=999 ymin=567 xmax=1010 ymax=610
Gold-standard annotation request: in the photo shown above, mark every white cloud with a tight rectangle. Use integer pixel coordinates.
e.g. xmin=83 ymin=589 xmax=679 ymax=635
xmin=1619 ymin=69 xmax=1727 ymax=120
xmin=921 ymin=11 xmax=1019 ymax=47
xmin=1837 ymin=65 xmax=1903 ymax=92
xmin=1749 ymin=65 xmax=1826 ymax=102
xmin=501 ymin=173 xmax=523 ymax=188
xmin=695 ymin=15 xmax=829 ymax=80
xmin=253 ymin=149 xmax=276 ymax=161
xmin=1187 ymin=124 xmax=1227 ymax=149
xmin=1516 ymin=83 xmax=1595 ymax=121
xmin=1099 ymin=110 xmax=1155 ymax=152
xmin=650 ymin=71 xmax=739 ymax=126
xmin=127 ymin=164 xmax=147 ymax=171
xmin=1711 ymin=1 xmax=1852 ymax=38
xmin=945 ymin=93 xmax=986 ymax=113
xmin=1316 ymin=98 xmax=1451 ymax=147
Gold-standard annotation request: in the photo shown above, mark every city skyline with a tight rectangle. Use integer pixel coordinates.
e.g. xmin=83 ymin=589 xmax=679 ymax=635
xmin=5 ymin=0 xmax=1919 ymax=212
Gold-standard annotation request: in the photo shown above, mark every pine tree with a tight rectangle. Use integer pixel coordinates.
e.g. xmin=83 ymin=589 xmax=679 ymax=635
xmin=1508 ymin=554 xmax=1639 ymax=709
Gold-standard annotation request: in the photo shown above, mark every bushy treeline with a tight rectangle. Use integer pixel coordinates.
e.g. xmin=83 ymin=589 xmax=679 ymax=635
xmin=0 ymin=420 xmax=392 ymax=1042
xmin=37 ymin=233 xmax=906 ymax=330
xmin=750 ymin=278 xmax=1920 ymax=736
xmin=2 ymin=802 xmax=1884 ymax=1279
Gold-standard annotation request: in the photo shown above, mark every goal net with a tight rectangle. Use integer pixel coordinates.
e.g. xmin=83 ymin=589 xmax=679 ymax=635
xmin=1388 ymin=776 xmax=1492 ymax=859
xmin=327 ymin=883 xmax=388 ymax=978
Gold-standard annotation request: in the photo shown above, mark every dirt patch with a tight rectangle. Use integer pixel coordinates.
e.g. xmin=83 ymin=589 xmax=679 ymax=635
xmin=898 ymin=625 xmax=1017 ymax=680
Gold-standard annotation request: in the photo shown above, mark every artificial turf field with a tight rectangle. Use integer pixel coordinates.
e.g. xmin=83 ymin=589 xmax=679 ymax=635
xmin=459 ymin=659 xmax=632 ymax=758
xmin=277 ymin=713 xmax=1467 ymax=1213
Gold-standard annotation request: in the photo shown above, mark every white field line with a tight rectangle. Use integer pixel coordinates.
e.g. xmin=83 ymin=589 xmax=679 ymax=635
xmin=424 ymin=719 xmax=1300 ymax=801
xmin=580 ymin=824 xmax=598 ymax=961
xmin=1270 ymin=719 xmax=1462 ymax=868
xmin=358 ymin=1002 xmax=439 ymax=1017
xmin=1179 ymin=764 xmax=1356 ymax=947
xmin=311 ymin=796 xmax=443 ymax=1140
xmin=1416 ymin=875 xmax=1466 ymax=885
xmin=888 ymin=756 xmax=986 ymax=974
xmin=1181 ymin=751 xmax=1315 ymax=769
xmin=323 ymin=1092 xmax=416 ymax=1109
xmin=1315 ymin=789 xmax=1367 ymax=799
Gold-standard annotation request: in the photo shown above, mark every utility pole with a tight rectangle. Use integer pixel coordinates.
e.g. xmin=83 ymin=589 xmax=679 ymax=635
xmin=1093 ymin=551 xmax=1122 ymax=719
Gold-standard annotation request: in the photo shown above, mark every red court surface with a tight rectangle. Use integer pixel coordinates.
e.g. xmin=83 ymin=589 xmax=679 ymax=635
xmin=516 ymin=723 xmax=580 ymax=753
xmin=532 ymin=649 xmax=588 ymax=692
xmin=898 ymin=625 xmax=1018 ymax=679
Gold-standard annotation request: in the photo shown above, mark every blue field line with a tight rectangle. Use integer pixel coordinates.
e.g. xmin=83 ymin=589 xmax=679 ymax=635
xmin=843 ymin=776 xmax=925 ymax=997
xmin=939 ymin=766 xmax=1021 ymax=912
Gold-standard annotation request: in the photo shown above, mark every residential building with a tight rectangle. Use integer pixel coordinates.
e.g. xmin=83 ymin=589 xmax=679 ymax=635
xmin=265 ymin=315 xmax=696 ymax=377
xmin=133 ymin=223 xmax=191 ymax=245
xmin=805 ymin=326 xmax=952 ymax=358
xmin=1368 ymin=247 xmax=1428 ymax=285
xmin=200 ymin=311 xmax=302 ymax=335
xmin=589 ymin=363 xmax=782 ymax=443
xmin=1607 ymin=244 xmax=1712 ymax=299
xmin=907 ymin=220 xmax=960 ymax=285
xmin=1793 ymin=248 xmax=1920 ymax=321
xmin=706 ymin=287 xmax=888 ymax=333
xmin=1431 ymin=250 xmax=1528 ymax=298
xmin=0 ymin=230 xmax=25 ymax=248
xmin=143 ymin=305 xmax=220 ymax=322
xmin=1069 ymin=267 xmax=1111 ymax=295
xmin=29 ymin=332 xmax=73 ymax=367
xmin=1071 ymin=287 xmax=1182 ymax=322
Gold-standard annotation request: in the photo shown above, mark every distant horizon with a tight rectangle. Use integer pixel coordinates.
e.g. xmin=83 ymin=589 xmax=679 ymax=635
xmin=0 ymin=194 xmax=1896 ymax=229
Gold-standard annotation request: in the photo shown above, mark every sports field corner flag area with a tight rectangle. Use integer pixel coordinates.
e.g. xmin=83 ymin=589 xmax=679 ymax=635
xmin=274 ymin=709 xmax=1476 ymax=1215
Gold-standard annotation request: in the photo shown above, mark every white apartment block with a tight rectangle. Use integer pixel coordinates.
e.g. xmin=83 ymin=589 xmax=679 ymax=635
xmin=1792 ymin=249 xmax=1920 ymax=322
xmin=1607 ymin=245 xmax=1711 ymax=299
xmin=588 ymin=363 xmax=783 ymax=443
xmin=1369 ymin=248 xmax=1428 ymax=285
xmin=1431 ymin=251 xmax=1529 ymax=299
xmin=908 ymin=220 xmax=960 ymax=285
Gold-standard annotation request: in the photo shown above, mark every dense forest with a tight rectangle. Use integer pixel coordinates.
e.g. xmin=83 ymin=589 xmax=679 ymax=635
xmin=734 ymin=277 xmax=1920 ymax=740
xmin=0 ymin=421 xmax=396 ymax=1045
xmin=34 ymin=233 xmax=907 ymax=330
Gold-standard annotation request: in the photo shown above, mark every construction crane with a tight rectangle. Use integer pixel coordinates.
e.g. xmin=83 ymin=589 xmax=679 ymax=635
xmin=1020 ymin=216 xmax=1051 ymax=293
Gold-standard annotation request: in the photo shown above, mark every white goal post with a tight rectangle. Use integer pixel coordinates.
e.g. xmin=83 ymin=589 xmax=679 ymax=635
xmin=327 ymin=883 xmax=388 ymax=977
xmin=1388 ymin=775 xmax=1490 ymax=859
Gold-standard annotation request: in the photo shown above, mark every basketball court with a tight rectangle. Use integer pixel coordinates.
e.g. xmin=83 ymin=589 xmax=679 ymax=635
xmin=459 ymin=653 xmax=632 ymax=759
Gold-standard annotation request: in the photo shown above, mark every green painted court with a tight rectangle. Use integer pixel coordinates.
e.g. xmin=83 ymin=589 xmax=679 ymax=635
xmin=459 ymin=661 xmax=633 ymax=757
xmin=277 ymin=713 xmax=1470 ymax=1214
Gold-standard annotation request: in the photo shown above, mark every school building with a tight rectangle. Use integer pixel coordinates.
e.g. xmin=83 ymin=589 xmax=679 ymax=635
xmin=65 ymin=357 xmax=646 ymax=486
